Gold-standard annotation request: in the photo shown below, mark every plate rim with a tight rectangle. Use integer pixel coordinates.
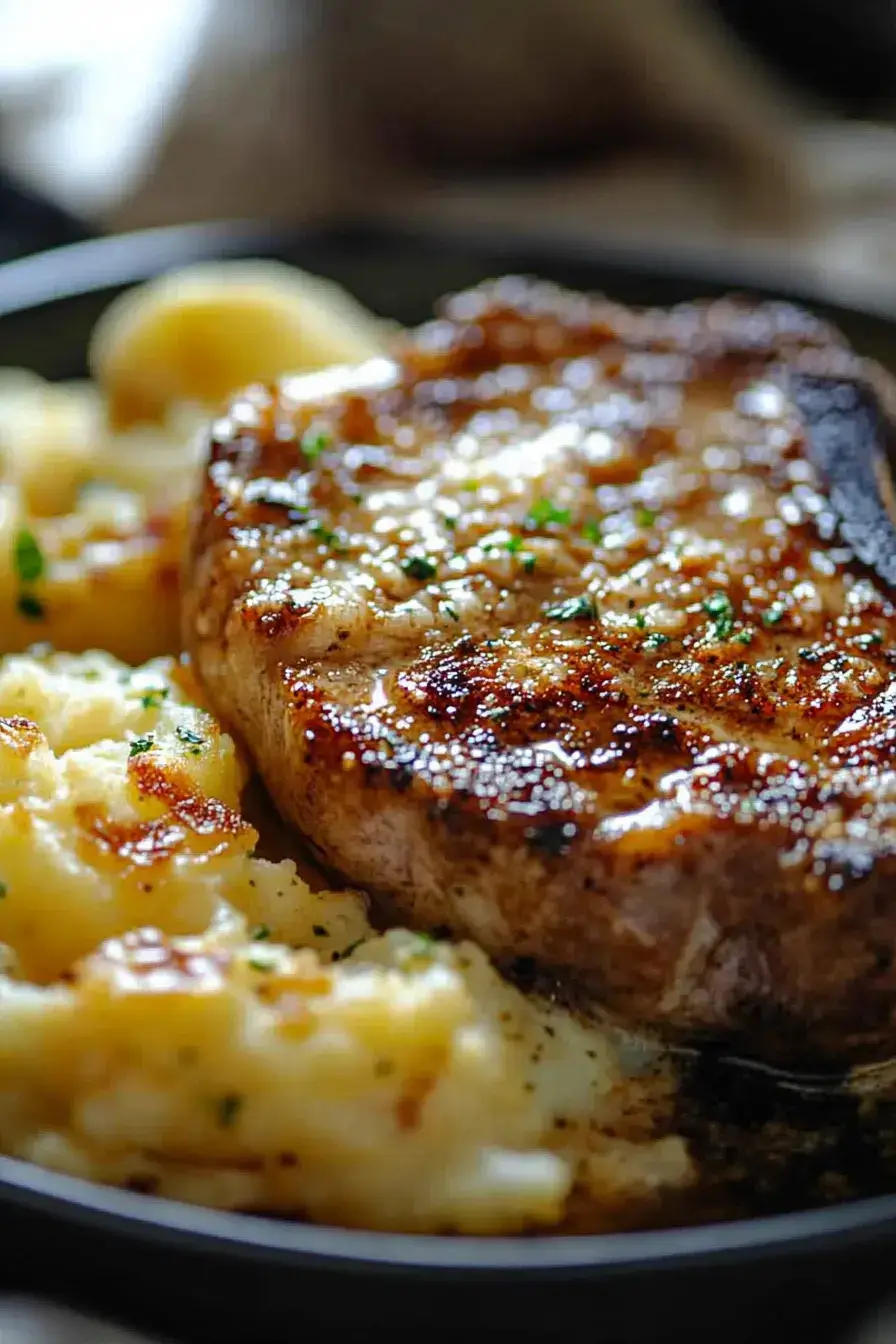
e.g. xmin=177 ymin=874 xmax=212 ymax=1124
xmin=1 ymin=217 xmax=896 ymax=1276
xmin=3 ymin=216 xmax=896 ymax=329
xmin=4 ymin=1151 xmax=896 ymax=1277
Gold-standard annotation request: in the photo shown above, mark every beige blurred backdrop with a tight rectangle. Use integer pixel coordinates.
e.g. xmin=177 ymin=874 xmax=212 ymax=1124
xmin=2 ymin=0 xmax=896 ymax=305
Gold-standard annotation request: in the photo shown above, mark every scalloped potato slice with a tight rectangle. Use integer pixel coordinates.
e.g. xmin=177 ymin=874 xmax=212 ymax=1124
xmin=89 ymin=260 xmax=391 ymax=431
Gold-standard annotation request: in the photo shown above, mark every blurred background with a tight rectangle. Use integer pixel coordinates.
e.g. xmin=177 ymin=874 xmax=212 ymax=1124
xmin=1 ymin=0 xmax=896 ymax=307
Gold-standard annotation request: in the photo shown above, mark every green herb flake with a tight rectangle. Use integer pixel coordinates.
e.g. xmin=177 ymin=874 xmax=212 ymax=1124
xmin=16 ymin=593 xmax=44 ymax=621
xmin=522 ymin=554 xmax=537 ymax=574
xmin=734 ymin=629 xmax=754 ymax=645
xmin=401 ymin=554 xmax=437 ymax=582
xmin=301 ymin=426 xmax=331 ymax=460
xmin=251 ymin=924 xmax=271 ymax=942
xmin=545 ymin=593 xmax=598 ymax=623
xmin=855 ymin=631 xmax=883 ymax=649
xmin=248 ymin=956 xmax=274 ymax=973
xmin=0 ymin=882 xmax=7 ymax=899
xmin=482 ymin=706 xmax=510 ymax=721
xmin=216 ymin=1093 xmax=243 ymax=1127
xmin=309 ymin=521 xmax=347 ymax=552
xmin=634 ymin=612 xmax=648 ymax=631
xmin=763 ymin=602 xmax=787 ymax=627
xmin=140 ymin=688 xmax=169 ymax=711
xmin=525 ymin=498 xmax=571 ymax=529
xmin=582 ymin=520 xmax=603 ymax=545
xmin=643 ymin=633 xmax=670 ymax=651
xmin=702 ymin=591 xmax=736 ymax=640
xmin=13 ymin=529 xmax=44 ymax=584
xmin=439 ymin=600 xmax=459 ymax=622
xmin=176 ymin=726 xmax=204 ymax=746
xmin=128 ymin=734 xmax=155 ymax=758
xmin=442 ymin=514 xmax=458 ymax=530
xmin=636 ymin=507 xmax=657 ymax=528
xmin=484 ymin=533 xmax=525 ymax=558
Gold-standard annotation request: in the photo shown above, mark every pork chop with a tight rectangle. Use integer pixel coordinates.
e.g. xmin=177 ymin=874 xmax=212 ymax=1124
xmin=184 ymin=277 xmax=896 ymax=1067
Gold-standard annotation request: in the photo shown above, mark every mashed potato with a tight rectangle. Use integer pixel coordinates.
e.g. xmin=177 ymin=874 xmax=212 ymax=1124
xmin=0 ymin=261 xmax=390 ymax=663
xmin=0 ymin=649 xmax=367 ymax=982
xmin=0 ymin=648 xmax=693 ymax=1233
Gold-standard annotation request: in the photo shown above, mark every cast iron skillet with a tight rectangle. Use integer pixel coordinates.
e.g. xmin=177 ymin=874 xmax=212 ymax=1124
xmin=1 ymin=221 xmax=896 ymax=1344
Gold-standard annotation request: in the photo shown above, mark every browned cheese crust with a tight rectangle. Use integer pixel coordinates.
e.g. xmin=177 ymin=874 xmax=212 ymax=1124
xmin=184 ymin=277 xmax=896 ymax=1066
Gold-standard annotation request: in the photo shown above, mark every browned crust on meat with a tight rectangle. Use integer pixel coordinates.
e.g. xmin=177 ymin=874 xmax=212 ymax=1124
xmin=184 ymin=277 xmax=896 ymax=1066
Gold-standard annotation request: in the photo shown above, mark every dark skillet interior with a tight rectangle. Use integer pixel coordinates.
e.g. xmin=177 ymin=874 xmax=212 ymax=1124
xmin=2 ymin=222 xmax=896 ymax=1343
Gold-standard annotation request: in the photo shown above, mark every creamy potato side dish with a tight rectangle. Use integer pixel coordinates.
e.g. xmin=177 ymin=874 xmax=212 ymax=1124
xmin=0 ymin=264 xmax=694 ymax=1234
xmin=0 ymin=261 xmax=390 ymax=664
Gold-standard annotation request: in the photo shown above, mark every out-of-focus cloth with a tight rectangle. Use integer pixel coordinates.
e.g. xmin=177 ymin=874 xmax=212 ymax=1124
xmin=2 ymin=0 xmax=896 ymax=316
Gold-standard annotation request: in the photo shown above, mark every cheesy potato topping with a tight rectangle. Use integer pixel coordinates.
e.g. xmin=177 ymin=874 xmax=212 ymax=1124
xmin=0 ymin=648 xmax=692 ymax=1233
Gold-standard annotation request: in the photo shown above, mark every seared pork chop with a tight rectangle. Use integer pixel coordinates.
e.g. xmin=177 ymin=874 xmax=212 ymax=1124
xmin=184 ymin=277 xmax=896 ymax=1066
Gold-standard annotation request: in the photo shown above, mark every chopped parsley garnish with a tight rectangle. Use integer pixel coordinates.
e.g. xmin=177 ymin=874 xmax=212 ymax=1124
xmin=461 ymin=479 xmax=481 ymax=492
xmin=310 ymin=521 xmax=347 ymax=551
xmin=248 ymin=956 xmax=274 ymax=973
xmin=702 ymin=591 xmax=735 ymax=640
xmin=643 ymin=632 xmax=669 ymax=651
xmin=483 ymin=534 xmax=525 ymax=557
xmin=525 ymin=498 xmax=571 ymax=529
xmin=763 ymin=601 xmax=786 ymax=627
xmin=16 ymin=593 xmax=44 ymax=621
xmin=442 ymin=514 xmax=458 ymax=530
xmin=401 ymin=554 xmax=437 ymax=582
xmin=856 ymin=631 xmax=884 ymax=647
xmin=582 ymin=520 xmax=603 ymax=545
xmin=301 ymin=426 xmax=331 ymax=459
xmin=140 ymin=688 xmax=169 ymax=711
xmin=175 ymin=726 xmax=204 ymax=746
xmin=128 ymin=734 xmax=155 ymax=757
xmin=0 ymin=882 xmax=7 ymax=900
xmin=251 ymin=924 xmax=271 ymax=941
xmin=636 ymin=507 xmax=657 ymax=528
xmin=634 ymin=612 xmax=648 ymax=631
xmin=216 ymin=1093 xmax=243 ymax=1127
xmin=13 ymin=529 xmax=44 ymax=584
xmin=734 ymin=629 xmax=754 ymax=645
xmin=545 ymin=593 xmax=598 ymax=623
xmin=522 ymin=554 xmax=537 ymax=574
xmin=439 ymin=600 xmax=459 ymax=622
xmin=482 ymin=706 xmax=510 ymax=721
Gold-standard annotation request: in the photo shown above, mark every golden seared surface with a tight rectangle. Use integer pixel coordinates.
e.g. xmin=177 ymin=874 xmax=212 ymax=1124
xmin=185 ymin=277 xmax=896 ymax=1066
